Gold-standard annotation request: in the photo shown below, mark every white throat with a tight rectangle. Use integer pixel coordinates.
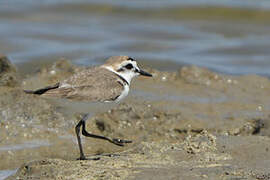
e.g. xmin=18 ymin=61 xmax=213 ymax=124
xmin=103 ymin=66 xmax=136 ymax=85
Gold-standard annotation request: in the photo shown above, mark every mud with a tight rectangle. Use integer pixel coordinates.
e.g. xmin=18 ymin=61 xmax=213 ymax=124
xmin=0 ymin=55 xmax=18 ymax=87
xmin=1 ymin=55 xmax=270 ymax=179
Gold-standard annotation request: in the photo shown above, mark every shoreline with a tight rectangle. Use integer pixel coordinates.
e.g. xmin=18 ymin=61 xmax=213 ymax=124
xmin=1 ymin=55 xmax=270 ymax=179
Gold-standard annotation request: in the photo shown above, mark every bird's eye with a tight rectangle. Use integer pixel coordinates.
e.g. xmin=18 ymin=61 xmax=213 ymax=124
xmin=125 ymin=63 xmax=133 ymax=69
xmin=127 ymin=57 xmax=134 ymax=61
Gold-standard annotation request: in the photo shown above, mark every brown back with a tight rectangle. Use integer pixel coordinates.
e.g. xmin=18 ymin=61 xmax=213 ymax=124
xmin=42 ymin=67 xmax=124 ymax=102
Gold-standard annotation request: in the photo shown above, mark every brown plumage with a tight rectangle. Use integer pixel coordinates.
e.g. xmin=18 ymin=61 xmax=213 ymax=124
xmin=33 ymin=67 xmax=125 ymax=102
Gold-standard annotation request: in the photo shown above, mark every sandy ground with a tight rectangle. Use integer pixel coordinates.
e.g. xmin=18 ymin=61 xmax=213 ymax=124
xmin=1 ymin=54 xmax=270 ymax=179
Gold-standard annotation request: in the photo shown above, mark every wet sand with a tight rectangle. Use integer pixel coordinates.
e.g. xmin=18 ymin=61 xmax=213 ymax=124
xmin=1 ymin=54 xmax=270 ymax=179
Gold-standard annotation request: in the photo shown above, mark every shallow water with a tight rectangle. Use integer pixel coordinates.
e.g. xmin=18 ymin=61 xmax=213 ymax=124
xmin=0 ymin=170 xmax=16 ymax=180
xmin=1 ymin=0 xmax=270 ymax=76
xmin=0 ymin=140 xmax=50 ymax=151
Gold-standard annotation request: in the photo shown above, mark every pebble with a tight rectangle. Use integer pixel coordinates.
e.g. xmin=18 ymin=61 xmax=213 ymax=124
xmin=257 ymin=105 xmax=263 ymax=111
xmin=161 ymin=76 xmax=167 ymax=81
xmin=50 ymin=70 xmax=56 ymax=75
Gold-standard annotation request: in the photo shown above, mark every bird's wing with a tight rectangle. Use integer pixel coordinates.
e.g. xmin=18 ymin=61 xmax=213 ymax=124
xmin=42 ymin=67 xmax=124 ymax=102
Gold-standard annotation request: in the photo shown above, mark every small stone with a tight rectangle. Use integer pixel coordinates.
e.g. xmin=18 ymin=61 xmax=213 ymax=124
xmin=161 ymin=76 xmax=167 ymax=81
xmin=8 ymin=150 xmax=14 ymax=156
xmin=50 ymin=70 xmax=56 ymax=75
xmin=257 ymin=106 xmax=263 ymax=111
xmin=227 ymin=79 xmax=232 ymax=83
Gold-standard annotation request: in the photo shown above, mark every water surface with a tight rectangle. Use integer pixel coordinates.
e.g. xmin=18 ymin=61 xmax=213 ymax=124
xmin=1 ymin=0 xmax=270 ymax=75
xmin=0 ymin=169 xmax=16 ymax=180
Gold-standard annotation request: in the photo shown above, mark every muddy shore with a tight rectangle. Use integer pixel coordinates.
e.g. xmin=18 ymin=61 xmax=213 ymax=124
xmin=1 ymin=54 xmax=270 ymax=179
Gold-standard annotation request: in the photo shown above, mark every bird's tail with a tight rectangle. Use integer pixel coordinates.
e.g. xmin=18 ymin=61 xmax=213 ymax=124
xmin=24 ymin=83 xmax=60 ymax=95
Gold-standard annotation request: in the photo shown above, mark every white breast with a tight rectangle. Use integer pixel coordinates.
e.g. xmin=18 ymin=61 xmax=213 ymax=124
xmin=115 ymin=83 xmax=129 ymax=102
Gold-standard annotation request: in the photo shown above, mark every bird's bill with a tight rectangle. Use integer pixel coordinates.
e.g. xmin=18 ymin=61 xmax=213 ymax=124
xmin=139 ymin=69 xmax=152 ymax=77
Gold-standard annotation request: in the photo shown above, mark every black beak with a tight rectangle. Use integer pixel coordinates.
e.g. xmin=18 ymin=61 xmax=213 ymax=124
xmin=138 ymin=69 xmax=152 ymax=77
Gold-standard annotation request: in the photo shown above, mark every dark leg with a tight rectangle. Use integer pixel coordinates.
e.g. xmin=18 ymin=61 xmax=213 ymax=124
xmin=75 ymin=114 xmax=132 ymax=160
xmin=81 ymin=119 xmax=132 ymax=146
xmin=75 ymin=114 xmax=100 ymax=160
xmin=75 ymin=119 xmax=87 ymax=160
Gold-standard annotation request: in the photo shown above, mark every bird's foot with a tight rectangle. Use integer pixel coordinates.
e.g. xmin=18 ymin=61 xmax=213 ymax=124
xmin=76 ymin=156 xmax=100 ymax=161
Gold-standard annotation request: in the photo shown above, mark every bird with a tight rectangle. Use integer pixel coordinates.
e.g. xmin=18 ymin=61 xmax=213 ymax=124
xmin=24 ymin=56 xmax=152 ymax=160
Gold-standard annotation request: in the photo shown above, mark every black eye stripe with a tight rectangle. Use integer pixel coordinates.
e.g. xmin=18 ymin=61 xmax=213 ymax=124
xmin=125 ymin=63 xmax=133 ymax=69
xmin=127 ymin=57 xmax=134 ymax=61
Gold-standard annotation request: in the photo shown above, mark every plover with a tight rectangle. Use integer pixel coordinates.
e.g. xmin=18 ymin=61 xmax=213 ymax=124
xmin=24 ymin=56 xmax=152 ymax=160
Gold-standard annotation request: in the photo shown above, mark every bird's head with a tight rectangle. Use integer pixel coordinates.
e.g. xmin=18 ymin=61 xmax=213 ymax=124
xmin=102 ymin=56 xmax=152 ymax=84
